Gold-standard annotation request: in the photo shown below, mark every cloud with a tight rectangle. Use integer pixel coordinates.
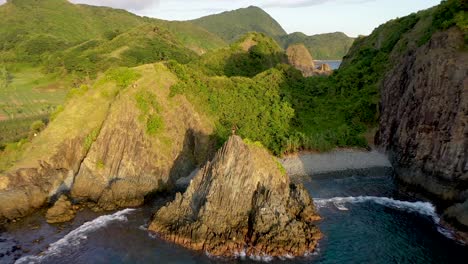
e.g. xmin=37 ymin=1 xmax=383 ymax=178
xmin=69 ymin=0 xmax=160 ymax=11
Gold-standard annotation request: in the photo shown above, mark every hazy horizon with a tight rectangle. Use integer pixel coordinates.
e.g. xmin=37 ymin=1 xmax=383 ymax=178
xmin=0 ymin=0 xmax=441 ymax=37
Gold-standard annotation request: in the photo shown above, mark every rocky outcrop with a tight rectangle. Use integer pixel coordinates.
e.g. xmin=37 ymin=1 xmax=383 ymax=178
xmin=45 ymin=195 xmax=77 ymax=224
xmin=376 ymin=27 xmax=468 ymax=232
xmin=149 ymin=136 xmax=321 ymax=258
xmin=317 ymin=63 xmax=331 ymax=72
xmin=70 ymin=66 xmax=214 ymax=210
xmin=0 ymin=64 xmax=215 ymax=223
xmin=286 ymin=44 xmax=315 ymax=77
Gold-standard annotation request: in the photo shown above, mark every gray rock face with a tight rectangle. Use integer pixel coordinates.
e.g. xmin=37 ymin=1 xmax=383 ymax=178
xmin=376 ymin=27 xmax=468 ymax=232
xmin=149 ymin=136 xmax=321 ymax=257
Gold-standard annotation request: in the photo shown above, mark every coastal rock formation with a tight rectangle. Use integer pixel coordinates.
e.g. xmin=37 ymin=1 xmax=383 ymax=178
xmin=317 ymin=63 xmax=332 ymax=72
xmin=70 ymin=66 xmax=213 ymax=210
xmin=45 ymin=195 xmax=77 ymax=224
xmin=286 ymin=44 xmax=316 ymax=77
xmin=149 ymin=136 xmax=321 ymax=257
xmin=376 ymin=27 xmax=468 ymax=231
xmin=0 ymin=64 xmax=214 ymax=222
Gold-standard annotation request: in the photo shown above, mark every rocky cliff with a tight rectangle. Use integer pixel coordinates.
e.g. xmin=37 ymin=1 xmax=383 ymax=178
xmin=149 ymin=136 xmax=321 ymax=258
xmin=0 ymin=64 xmax=215 ymax=222
xmin=376 ymin=26 xmax=467 ymax=234
xmin=286 ymin=44 xmax=316 ymax=77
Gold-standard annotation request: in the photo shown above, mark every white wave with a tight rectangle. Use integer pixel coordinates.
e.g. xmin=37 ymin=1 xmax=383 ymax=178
xmin=333 ymin=201 xmax=349 ymax=211
xmin=314 ymin=196 xmax=459 ymax=240
xmin=315 ymin=196 xmax=437 ymax=219
xmin=15 ymin=208 xmax=135 ymax=264
xmin=249 ymin=254 xmax=273 ymax=262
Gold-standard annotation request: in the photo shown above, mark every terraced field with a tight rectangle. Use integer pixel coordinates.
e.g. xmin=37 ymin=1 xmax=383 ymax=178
xmin=0 ymin=67 xmax=69 ymax=146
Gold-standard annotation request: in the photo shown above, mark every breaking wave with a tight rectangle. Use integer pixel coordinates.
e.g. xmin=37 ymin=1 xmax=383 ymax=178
xmin=15 ymin=209 xmax=135 ymax=264
xmin=314 ymin=196 xmax=455 ymax=239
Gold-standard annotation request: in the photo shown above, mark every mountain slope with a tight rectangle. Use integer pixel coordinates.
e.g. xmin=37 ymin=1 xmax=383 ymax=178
xmin=45 ymin=24 xmax=198 ymax=76
xmin=0 ymin=0 xmax=144 ymax=50
xmin=194 ymin=32 xmax=286 ymax=77
xmin=191 ymin=6 xmax=287 ymax=43
xmin=0 ymin=0 xmax=226 ymax=64
xmin=280 ymin=32 xmax=355 ymax=59
xmin=192 ymin=6 xmax=354 ymax=59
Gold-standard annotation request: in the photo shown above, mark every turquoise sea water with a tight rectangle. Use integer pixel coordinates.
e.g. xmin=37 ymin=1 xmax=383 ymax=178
xmin=2 ymin=168 xmax=467 ymax=264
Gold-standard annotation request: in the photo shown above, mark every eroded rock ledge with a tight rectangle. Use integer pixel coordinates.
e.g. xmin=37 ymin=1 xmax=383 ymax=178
xmin=149 ymin=136 xmax=321 ymax=257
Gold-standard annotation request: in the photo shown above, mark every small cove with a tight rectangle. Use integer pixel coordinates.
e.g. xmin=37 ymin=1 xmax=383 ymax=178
xmin=1 ymin=151 xmax=467 ymax=264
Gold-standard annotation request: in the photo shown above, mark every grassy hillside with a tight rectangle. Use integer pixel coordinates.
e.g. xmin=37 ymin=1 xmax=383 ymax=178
xmin=280 ymin=32 xmax=355 ymax=59
xmin=194 ymin=32 xmax=286 ymax=77
xmin=191 ymin=6 xmax=354 ymax=59
xmin=0 ymin=0 xmax=145 ymax=62
xmin=44 ymin=24 xmax=198 ymax=77
xmin=2 ymin=0 xmax=463 ymax=161
xmin=155 ymin=20 xmax=227 ymax=54
xmin=192 ymin=6 xmax=287 ymax=43
xmin=0 ymin=0 xmax=226 ymax=147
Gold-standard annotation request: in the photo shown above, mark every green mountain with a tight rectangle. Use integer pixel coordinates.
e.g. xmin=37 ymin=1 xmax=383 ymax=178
xmin=280 ymin=32 xmax=355 ymax=60
xmin=0 ymin=0 xmax=144 ymax=52
xmin=0 ymin=0 xmax=225 ymax=146
xmin=44 ymin=24 xmax=198 ymax=77
xmin=194 ymin=32 xmax=286 ymax=77
xmin=0 ymin=0 xmax=225 ymax=64
xmin=191 ymin=6 xmax=287 ymax=43
xmin=192 ymin=6 xmax=354 ymax=59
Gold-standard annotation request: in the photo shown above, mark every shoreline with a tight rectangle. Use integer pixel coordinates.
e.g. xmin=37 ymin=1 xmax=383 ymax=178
xmin=280 ymin=148 xmax=392 ymax=177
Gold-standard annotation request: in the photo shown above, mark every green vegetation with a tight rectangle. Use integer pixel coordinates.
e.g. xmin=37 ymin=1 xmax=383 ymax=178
xmin=104 ymin=67 xmax=141 ymax=88
xmin=0 ymin=67 xmax=13 ymax=88
xmin=274 ymin=158 xmax=287 ymax=175
xmin=280 ymin=32 xmax=355 ymax=60
xmin=84 ymin=128 xmax=100 ymax=152
xmin=0 ymin=114 xmax=49 ymax=147
xmin=419 ymin=0 xmax=467 ymax=45
xmin=0 ymin=0 xmax=463 ymax=167
xmin=0 ymin=139 xmax=29 ymax=172
xmin=96 ymin=159 xmax=105 ymax=169
xmin=194 ymin=32 xmax=286 ymax=77
xmin=29 ymin=120 xmax=45 ymax=134
xmin=135 ymin=91 xmax=164 ymax=135
xmin=191 ymin=6 xmax=354 ymax=59
xmin=192 ymin=6 xmax=287 ymax=43
xmin=155 ymin=20 xmax=227 ymax=53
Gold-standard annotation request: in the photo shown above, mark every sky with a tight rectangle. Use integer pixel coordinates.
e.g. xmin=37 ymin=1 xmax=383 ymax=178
xmin=1 ymin=0 xmax=441 ymax=37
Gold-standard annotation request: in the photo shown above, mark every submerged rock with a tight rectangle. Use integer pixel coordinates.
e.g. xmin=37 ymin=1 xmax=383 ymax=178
xmin=45 ymin=195 xmax=77 ymax=224
xmin=149 ymin=136 xmax=321 ymax=257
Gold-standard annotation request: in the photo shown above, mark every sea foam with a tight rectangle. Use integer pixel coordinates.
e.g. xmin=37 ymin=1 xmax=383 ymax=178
xmin=15 ymin=208 xmax=135 ymax=264
xmin=314 ymin=196 xmax=455 ymax=239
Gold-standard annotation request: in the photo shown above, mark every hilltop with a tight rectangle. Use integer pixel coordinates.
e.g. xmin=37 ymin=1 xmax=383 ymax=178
xmin=280 ymin=32 xmax=355 ymax=60
xmin=192 ymin=6 xmax=355 ymax=59
xmin=191 ymin=6 xmax=287 ymax=43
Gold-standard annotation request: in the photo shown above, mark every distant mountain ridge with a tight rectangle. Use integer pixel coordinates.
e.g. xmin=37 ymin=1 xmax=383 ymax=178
xmin=192 ymin=6 xmax=355 ymax=59
xmin=191 ymin=6 xmax=287 ymax=43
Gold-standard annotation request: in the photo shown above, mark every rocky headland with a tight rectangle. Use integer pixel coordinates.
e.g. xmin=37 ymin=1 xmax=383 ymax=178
xmin=149 ymin=136 xmax=322 ymax=257
xmin=0 ymin=64 xmax=215 ymax=223
xmin=375 ymin=26 xmax=468 ymax=238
